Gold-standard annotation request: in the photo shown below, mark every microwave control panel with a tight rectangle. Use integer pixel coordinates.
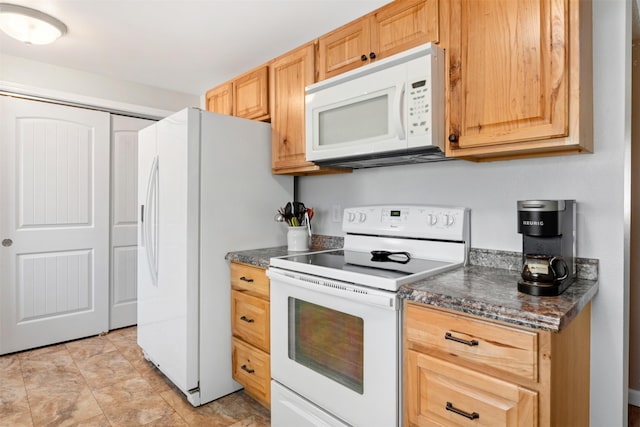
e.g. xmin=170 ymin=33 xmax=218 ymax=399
xmin=408 ymin=79 xmax=431 ymax=137
xmin=406 ymin=46 xmax=444 ymax=148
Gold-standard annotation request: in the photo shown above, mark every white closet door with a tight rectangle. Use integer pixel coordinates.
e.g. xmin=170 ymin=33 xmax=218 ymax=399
xmin=0 ymin=96 xmax=110 ymax=355
xmin=110 ymin=115 xmax=154 ymax=330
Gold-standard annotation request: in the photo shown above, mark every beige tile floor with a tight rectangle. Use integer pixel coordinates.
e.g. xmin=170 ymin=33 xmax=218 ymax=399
xmin=0 ymin=327 xmax=270 ymax=426
xmin=3 ymin=327 xmax=640 ymax=426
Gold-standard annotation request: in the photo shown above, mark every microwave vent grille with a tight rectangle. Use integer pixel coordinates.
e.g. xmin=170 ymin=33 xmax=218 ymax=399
xmin=314 ymin=147 xmax=454 ymax=169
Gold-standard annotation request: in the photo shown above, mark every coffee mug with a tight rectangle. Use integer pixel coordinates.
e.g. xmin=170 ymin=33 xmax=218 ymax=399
xmin=521 ymin=254 xmax=568 ymax=283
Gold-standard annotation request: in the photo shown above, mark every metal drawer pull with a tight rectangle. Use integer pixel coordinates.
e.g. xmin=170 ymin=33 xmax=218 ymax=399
xmin=240 ymin=316 xmax=254 ymax=323
xmin=241 ymin=364 xmax=255 ymax=374
xmin=446 ymin=402 xmax=479 ymax=420
xmin=239 ymin=276 xmax=254 ymax=283
xmin=445 ymin=332 xmax=478 ymax=347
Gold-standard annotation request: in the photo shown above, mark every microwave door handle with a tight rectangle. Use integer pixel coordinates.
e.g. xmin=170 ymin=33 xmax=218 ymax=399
xmin=394 ymin=82 xmax=406 ymax=140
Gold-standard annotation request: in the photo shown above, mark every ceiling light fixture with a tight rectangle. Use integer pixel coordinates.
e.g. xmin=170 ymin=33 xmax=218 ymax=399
xmin=0 ymin=3 xmax=67 ymax=45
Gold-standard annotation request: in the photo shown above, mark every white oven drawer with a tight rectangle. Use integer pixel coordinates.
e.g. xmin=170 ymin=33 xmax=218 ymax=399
xmin=271 ymin=381 xmax=349 ymax=427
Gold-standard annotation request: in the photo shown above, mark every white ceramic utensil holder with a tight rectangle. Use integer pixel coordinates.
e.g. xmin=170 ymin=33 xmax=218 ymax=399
xmin=287 ymin=226 xmax=309 ymax=251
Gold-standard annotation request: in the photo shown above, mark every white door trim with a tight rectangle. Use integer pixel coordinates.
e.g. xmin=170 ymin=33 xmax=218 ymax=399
xmin=0 ymin=80 xmax=174 ymax=120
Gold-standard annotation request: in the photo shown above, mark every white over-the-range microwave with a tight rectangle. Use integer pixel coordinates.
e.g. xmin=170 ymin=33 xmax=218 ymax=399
xmin=305 ymin=43 xmax=447 ymax=169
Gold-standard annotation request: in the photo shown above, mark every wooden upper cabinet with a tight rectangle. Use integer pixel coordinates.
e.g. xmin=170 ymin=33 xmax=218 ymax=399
xmin=317 ymin=18 xmax=371 ymax=81
xmin=270 ymin=44 xmax=316 ymax=172
xmin=270 ymin=44 xmax=349 ymax=175
xmin=205 ymin=82 xmax=232 ymax=116
xmin=205 ymin=65 xmax=269 ymax=121
xmin=370 ymin=0 xmax=439 ymax=59
xmin=234 ymin=66 xmax=269 ymax=120
xmin=317 ymin=0 xmax=439 ymax=81
xmin=444 ymin=0 xmax=593 ymax=160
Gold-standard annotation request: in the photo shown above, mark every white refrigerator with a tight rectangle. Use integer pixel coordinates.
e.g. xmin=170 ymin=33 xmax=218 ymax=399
xmin=137 ymin=107 xmax=293 ymax=406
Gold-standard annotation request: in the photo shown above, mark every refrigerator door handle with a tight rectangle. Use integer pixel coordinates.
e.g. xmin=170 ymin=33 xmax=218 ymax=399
xmin=144 ymin=155 xmax=159 ymax=287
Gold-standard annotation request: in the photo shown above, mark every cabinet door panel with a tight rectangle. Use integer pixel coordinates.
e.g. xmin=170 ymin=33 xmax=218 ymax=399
xmin=270 ymin=44 xmax=316 ymax=171
xmin=449 ymin=0 xmax=567 ymax=148
xmin=405 ymin=303 xmax=538 ymax=381
xmin=206 ymin=83 xmax=232 ymax=115
xmin=234 ymin=66 xmax=269 ymax=120
xmin=317 ymin=19 xmax=371 ymax=81
xmin=406 ymin=351 xmax=537 ymax=426
xmin=232 ymin=337 xmax=271 ymax=407
xmin=371 ymin=0 xmax=439 ymax=60
xmin=231 ymin=262 xmax=269 ymax=298
xmin=231 ymin=290 xmax=270 ymax=352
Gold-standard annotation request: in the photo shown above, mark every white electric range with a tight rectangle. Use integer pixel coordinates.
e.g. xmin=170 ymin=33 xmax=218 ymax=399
xmin=268 ymin=205 xmax=470 ymax=427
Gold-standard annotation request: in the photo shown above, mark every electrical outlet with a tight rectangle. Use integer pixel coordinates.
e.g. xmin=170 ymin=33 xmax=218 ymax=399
xmin=332 ymin=205 xmax=342 ymax=223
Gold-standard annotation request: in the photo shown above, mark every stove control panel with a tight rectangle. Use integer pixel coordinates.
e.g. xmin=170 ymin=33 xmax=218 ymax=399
xmin=343 ymin=205 xmax=469 ymax=241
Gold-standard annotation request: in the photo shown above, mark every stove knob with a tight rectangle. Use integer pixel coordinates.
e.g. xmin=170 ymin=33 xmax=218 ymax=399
xmin=358 ymin=212 xmax=367 ymax=223
xmin=347 ymin=212 xmax=356 ymax=222
xmin=427 ymin=213 xmax=438 ymax=225
xmin=444 ymin=214 xmax=456 ymax=226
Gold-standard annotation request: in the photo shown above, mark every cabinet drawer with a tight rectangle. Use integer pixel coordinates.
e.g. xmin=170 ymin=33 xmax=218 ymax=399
xmin=230 ymin=262 xmax=269 ymax=298
xmin=231 ymin=290 xmax=270 ymax=352
xmin=406 ymin=351 xmax=537 ymax=426
xmin=405 ymin=303 xmax=538 ymax=381
xmin=232 ymin=337 xmax=271 ymax=408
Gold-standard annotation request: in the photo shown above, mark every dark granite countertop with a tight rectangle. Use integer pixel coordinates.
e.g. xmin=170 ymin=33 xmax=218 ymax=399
xmin=224 ymin=235 xmax=344 ymax=268
xmin=225 ymin=245 xmax=295 ymax=268
xmin=399 ymin=265 xmax=598 ymax=332
xmin=225 ymin=239 xmax=598 ymax=333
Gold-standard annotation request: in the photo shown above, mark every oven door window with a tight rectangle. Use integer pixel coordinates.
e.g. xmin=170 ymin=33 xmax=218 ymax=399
xmin=288 ymin=297 xmax=364 ymax=394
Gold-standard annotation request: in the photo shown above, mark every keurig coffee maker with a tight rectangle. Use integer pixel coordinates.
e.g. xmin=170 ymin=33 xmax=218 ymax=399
xmin=517 ymin=200 xmax=576 ymax=296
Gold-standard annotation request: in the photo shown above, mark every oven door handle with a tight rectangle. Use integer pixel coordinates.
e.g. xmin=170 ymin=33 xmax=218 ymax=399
xmin=268 ymin=269 xmax=398 ymax=310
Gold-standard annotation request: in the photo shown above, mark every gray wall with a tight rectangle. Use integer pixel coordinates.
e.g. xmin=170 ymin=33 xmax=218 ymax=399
xmin=299 ymin=1 xmax=631 ymax=423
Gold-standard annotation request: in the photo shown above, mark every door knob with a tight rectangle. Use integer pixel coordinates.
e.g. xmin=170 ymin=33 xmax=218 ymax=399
xmin=2 ymin=239 xmax=13 ymax=247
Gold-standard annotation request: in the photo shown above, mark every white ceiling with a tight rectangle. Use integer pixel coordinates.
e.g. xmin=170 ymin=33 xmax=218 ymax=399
xmin=0 ymin=0 xmax=390 ymax=96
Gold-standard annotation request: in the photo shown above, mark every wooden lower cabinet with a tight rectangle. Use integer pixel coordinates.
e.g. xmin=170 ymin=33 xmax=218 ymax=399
xmin=230 ymin=262 xmax=271 ymax=408
xmin=231 ymin=290 xmax=270 ymax=353
xmin=232 ymin=337 xmax=271 ymax=407
xmin=406 ymin=351 xmax=537 ymax=426
xmin=403 ymin=301 xmax=591 ymax=426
